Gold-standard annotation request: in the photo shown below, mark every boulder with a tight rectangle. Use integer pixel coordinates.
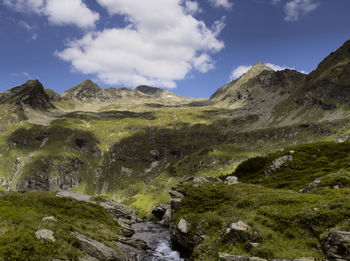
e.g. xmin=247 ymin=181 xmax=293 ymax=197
xmin=323 ymin=231 xmax=350 ymax=260
xmin=151 ymin=203 xmax=171 ymax=226
xmin=222 ymin=221 xmax=259 ymax=244
xmin=265 ymin=155 xmax=293 ymax=177
xmin=72 ymin=232 xmax=120 ymax=261
xmin=225 ymin=176 xmax=239 ymax=185
xmin=160 ymin=207 xmax=171 ymax=226
xmin=169 ymin=187 xmax=186 ymax=210
xmin=152 ymin=204 xmax=169 ymax=220
xmin=178 ymin=218 xmax=189 ymax=234
xmin=35 ymin=229 xmax=55 ymax=242
xmin=42 ymin=216 xmax=57 ymax=222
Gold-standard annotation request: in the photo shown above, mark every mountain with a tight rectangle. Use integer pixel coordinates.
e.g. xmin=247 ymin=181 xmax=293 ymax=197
xmin=1 ymin=40 xmax=350 ymax=260
xmin=0 ymin=79 xmax=54 ymax=110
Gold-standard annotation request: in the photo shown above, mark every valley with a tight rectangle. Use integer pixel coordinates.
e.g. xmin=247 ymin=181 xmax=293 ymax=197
xmin=0 ymin=40 xmax=350 ymax=260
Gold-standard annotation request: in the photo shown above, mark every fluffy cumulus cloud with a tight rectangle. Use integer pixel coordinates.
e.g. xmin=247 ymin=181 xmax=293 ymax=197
xmin=229 ymin=63 xmax=299 ymax=80
xmin=208 ymin=0 xmax=233 ymax=10
xmin=56 ymin=0 xmax=225 ymax=88
xmin=284 ymin=0 xmax=319 ymax=22
xmin=2 ymin=0 xmax=99 ymax=28
xmin=184 ymin=0 xmax=202 ymax=15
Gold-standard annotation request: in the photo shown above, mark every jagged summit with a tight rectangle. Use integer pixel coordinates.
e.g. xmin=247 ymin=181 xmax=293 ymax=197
xmin=135 ymin=85 xmax=165 ymax=96
xmin=62 ymin=79 xmax=108 ymax=101
xmin=0 ymin=79 xmax=54 ymax=110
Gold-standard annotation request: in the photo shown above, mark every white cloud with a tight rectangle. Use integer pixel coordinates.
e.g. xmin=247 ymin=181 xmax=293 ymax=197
xmin=208 ymin=0 xmax=233 ymax=10
xmin=229 ymin=63 xmax=302 ymax=80
xmin=2 ymin=0 xmax=99 ymax=29
xmin=184 ymin=1 xmax=202 ymax=15
xmin=284 ymin=0 xmax=319 ymax=22
xmin=229 ymin=65 xmax=252 ymax=81
xmin=56 ymin=0 xmax=225 ymax=88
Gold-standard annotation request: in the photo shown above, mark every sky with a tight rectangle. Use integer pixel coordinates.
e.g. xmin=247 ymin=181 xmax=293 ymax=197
xmin=0 ymin=0 xmax=350 ymax=98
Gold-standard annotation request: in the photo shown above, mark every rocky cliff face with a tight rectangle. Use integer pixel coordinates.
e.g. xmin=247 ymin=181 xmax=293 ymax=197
xmin=0 ymin=79 xmax=54 ymax=110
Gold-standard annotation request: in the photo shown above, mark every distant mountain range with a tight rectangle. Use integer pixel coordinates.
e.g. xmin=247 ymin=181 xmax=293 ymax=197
xmin=0 ymin=38 xmax=349 ymax=201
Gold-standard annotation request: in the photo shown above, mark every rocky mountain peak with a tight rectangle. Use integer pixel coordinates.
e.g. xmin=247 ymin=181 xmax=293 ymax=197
xmin=62 ymin=79 xmax=108 ymax=101
xmin=135 ymin=85 xmax=165 ymax=96
xmin=0 ymin=79 xmax=54 ymax=110
xmin=244 ymin=62 xmax=274 ymax=78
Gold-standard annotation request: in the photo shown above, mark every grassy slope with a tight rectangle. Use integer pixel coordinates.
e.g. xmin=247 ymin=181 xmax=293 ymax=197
xmin=1 ymin=101 xmax=350 ymax=217
xmin=0 ymin=191 xmax=121 ymax=261
xmin=172 ymin=141 xmax=350 ymax=260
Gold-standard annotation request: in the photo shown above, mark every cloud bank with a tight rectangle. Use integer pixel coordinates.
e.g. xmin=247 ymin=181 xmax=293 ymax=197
xmin=57 ymin=0 xmax=225 ymax=88
xmin=2 ymin=0 xmax=99 ymax=28
xmin=208 ymin=0 xmax=233 ymax=10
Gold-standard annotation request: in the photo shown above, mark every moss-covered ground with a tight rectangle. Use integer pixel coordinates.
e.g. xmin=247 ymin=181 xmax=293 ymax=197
xmin=0 ymin=191 xmax=121 ymax=261
xmin=171 ymin=140 xmax=350 ymax=260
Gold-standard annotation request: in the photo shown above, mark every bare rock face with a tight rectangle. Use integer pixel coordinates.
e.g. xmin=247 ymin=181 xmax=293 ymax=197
xmin=264 ymin=155 xmax=293 ymax=178
xmin=62 ymin=79 xmax=108 ymax=101
xmin=323 ymin=231 xmax=350 ymax=260
xmin=16 ymin=158 xmax=82 ymax=191
xmin=0 ymin=79 xmax=54 ymax=110
xmin=151 ymin=203 xmax=171 ymax=225
xmin=72 ymin=232 xmax=120 ymax=261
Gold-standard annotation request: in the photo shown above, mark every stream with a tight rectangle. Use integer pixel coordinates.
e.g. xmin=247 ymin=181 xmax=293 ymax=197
xmin=131 ymin=222 xmax=184 ymax=261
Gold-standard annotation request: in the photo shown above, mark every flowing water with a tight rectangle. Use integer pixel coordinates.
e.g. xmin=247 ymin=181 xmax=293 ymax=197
xmin=131 ymin=222 xmax=184 ymax=261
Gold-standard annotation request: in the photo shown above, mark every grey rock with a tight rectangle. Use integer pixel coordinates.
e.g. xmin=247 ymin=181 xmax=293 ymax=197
xmin=151 ymin=204 xmax=170 ymax=220
xmin=323 ymin=231 xmax=350 ymax=260
xmin=170 ymin=188 xmax=186 ymax=210
xmin=225 ymin=176 xmax=239 ymax=185
xmin=178 ymin=218 xmax=189 ymax=234
xmin=71 ymin=232 xmax=120 ymax=261
xmin=265 ymin=155 xmax=293 ymax=177
xmin=160 ymin=208 xmax=171 ymax=226
xmin=42 ymin=216 xmax=57 ymax=222
xmin=222 ymin=221 xmax=259 ymax=244
xmin=35 ymin=229 xmax=55 ymax=242
xmin=299 ymin=179 xmax=321 ymax=193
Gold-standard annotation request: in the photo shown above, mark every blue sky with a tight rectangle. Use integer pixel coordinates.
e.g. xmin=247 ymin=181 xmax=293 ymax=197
xmin=0 ymin=0 xmax=350 ymax=98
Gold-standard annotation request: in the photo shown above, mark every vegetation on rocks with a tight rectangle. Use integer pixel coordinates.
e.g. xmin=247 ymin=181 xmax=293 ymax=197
xmin=0 ymin=191 xmax=121 ymax=260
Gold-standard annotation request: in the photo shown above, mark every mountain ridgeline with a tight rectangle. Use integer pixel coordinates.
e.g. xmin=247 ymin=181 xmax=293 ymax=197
xmin=1 ymin=40 xmax=350 ymax=260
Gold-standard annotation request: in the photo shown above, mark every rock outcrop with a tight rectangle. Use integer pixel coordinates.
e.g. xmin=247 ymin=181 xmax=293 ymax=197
xmin=222 ymin=221 xmax=259 ymax=244
xmin=151 ymin=203 xmax=171 ymax=226
xmin=35 ymin=229 xmax=55 ymax=242
xmin=0 ymin=79 xmax=54 ymax=110
xmin=72 ymin=232 xmax=120 ymax=261
xmin=323 ymin=231 xmax=350 ymax=260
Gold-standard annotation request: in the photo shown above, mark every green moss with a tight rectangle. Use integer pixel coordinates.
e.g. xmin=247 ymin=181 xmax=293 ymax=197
xmin=172 ymin=182 xmax=350 ymax=260
xmin=234 ymin=141 xmax=350 ymax=191
xmin=0 ymin=191 xmax=121 ymax=260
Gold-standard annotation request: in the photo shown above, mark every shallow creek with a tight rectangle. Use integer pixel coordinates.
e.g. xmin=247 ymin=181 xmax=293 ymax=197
xmin=131 ymin=222 xmax=184 ymax=261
